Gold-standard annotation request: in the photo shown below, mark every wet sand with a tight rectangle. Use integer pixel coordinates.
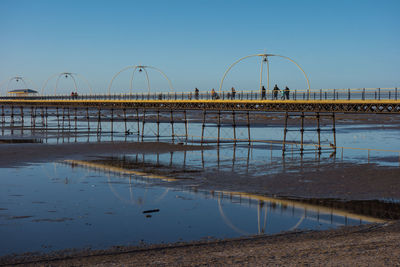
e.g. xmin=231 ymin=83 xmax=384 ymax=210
xmin=176 ymin=161 xmax=400 ymax=201
xmin=2 ymin=221 xmax=400 ymax=266
xmin=0 ymin=142 xmax=206 ymax=168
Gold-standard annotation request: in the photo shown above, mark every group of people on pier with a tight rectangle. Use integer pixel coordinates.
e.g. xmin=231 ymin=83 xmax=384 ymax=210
xmin=271 ymin=84 xmax=290 ymax=100
xmin=193 ymin=85 xmax=290 ymax=100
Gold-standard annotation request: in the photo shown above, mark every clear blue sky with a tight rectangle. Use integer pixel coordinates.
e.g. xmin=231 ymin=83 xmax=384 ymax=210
xmin=0 ymin=0 xmax=399 ymax=94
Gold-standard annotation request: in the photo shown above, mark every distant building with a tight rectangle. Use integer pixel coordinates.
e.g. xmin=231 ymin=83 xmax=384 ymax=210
xmin=7 ymin=89 xmax=38 ymax=96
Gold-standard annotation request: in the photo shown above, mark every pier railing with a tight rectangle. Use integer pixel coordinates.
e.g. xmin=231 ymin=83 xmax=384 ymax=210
xmin=0 ymin=87 xmax=398 ymax=101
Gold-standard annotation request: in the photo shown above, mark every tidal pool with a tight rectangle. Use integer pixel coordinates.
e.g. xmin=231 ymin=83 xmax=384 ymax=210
xmin=0 ymin=158 xmax=376 ymax=256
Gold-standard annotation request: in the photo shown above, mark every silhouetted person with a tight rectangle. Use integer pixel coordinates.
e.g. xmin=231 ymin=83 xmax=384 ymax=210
xmin=273 ymin=84 xmax=280 ymax=100
xmin=211 ymin=88 xmax=216 ymax=100
xmin=231 ymin=87 xmax=236 ymax=100
xmin=284 ymin=86 xmax=290 ymax=100
xmin=194 ymin=88 xmax=199 ymax=100
xmin=261 ymin=86 xmax=266 ymax=100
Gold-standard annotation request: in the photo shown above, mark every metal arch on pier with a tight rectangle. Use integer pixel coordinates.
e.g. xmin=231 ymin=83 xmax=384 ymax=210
xmin=0 ymin=76 xmax=38 ymax=95
xmin=108 ymin=65 xmax=174 ymax=95
xmin=41 ymin=72 xmax=93 ymax=95
xmin=219 ymin=53 xmax=311 ymax=95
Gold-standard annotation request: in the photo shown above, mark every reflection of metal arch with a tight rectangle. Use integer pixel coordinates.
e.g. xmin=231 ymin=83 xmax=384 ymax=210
xmin=219 ymin=53 xmax=310 ymax=95
xmin=41 ymin=72 xmax=93 ymax=95
xmin=0 ymin=76 xmax=37 ymax=95
xmin=108 ymin=65 xmax=174 ymax=95
xmin=218 ymin=193 xmax=309 ymax=236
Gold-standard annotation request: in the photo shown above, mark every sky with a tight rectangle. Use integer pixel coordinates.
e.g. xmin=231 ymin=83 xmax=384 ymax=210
xmin=0 ymin=0 xmax=399 ymax=95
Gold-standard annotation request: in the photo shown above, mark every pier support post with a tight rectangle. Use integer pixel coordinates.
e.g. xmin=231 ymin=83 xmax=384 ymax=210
xmin=1 ymin=106 xmax=4 ymax=125
xmin=61 ymin=108 xmax=65 ymax=131
xmin=184 ymin=110 xmax=188 ymax=143
xmin=86 ymin=107 xmax=90 ymax=132
xmin=110 ymin=108 xmax=114 ymax=134
xmin=316 ymin=112 xmax=321 ymax=154
xmin=67 ymin=107 xmax=71 ymax=130
xmin=136 ymin=108 xmax=140 ymax=135
xmin=96 ymin=107 xmax=102 ymax=134
xmin=332 ymin=112 xmax=336 ymax=152
xmin=123 ymin=108 xmax=127 ymax=134
xmin=170 ymin=110 xmax=174 ymax=143
xmin=56 ymin=107 xmax=60 ymax=128
xmin=141 ymin=109 xmax=146 ymax=141
xmin=10 ymin=105 xmax=14 ymax=126
xmin=300 ymin=112 xmax=304 ymax=154
xmin=217 ymin=110 xmax=221 ymax=145
xmin=1 ymin=106 xmax=3 ymax=136
xmin=201 ymin=110 xmax=206 ymax=144
xmin=282 ymin=112 xmax=288 ymax=154
xmin=10 ymin=105 xmax=14 ymax=135
xmin=156 ymin=109 xmax=160 ymax=141
xmin=32 ymin=107 xmax=36 ymax=131
xmin=232 ymin=110 xmax=236 ymax=144
xmin=247 ymin=111 xmax=251 ymax=145
xmin=41 ymin=107 xmax=45 ymax=128
xmin=45 ymin=107 xmax=48 ymax=129
xmin=20 ymin=106 xmax=24 ymax=134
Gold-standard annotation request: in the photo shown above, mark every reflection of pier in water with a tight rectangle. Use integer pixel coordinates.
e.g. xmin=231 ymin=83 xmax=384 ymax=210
xmin=63 ymin=157 xmax=398 ymax=234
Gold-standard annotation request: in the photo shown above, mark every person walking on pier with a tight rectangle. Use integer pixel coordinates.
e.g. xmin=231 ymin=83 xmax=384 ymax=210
xmin=211 ymin=88 xmax=220 ymax=100
xmin=194 ymin=88 xmax=199 ymax=100
xmin=211 ymin=88 xmax=216 ymax=99
xmin=231 ymin=87 xmax=236 ymax=100
xmin=284 ymin=86 xmax=290 ymax=100
xmin=273 ymin=84 xmax=280 ymax=100
xmin=261 ymin=86 xmax=266 ymax=100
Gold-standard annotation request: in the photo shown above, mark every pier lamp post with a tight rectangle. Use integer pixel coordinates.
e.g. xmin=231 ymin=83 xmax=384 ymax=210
xmin=219 ymin=53 xmax=311 ymax=98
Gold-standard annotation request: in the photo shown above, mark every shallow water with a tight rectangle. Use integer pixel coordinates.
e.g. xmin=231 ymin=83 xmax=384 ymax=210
xmin=0 ymin=159 xmax=376 ymax=256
